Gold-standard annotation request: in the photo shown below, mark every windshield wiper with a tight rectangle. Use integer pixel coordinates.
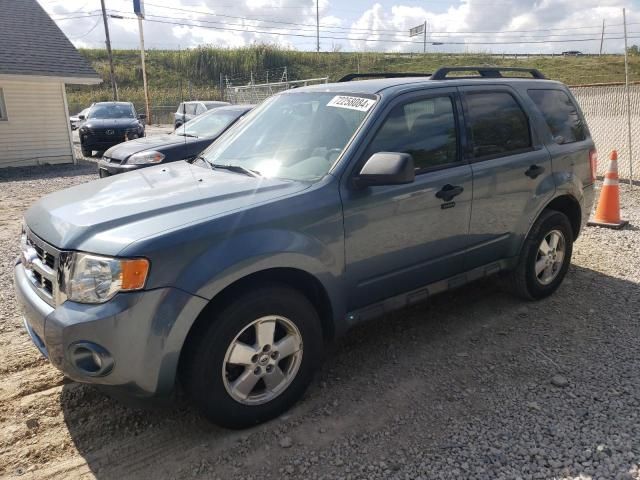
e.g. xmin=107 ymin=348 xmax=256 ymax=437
xmin=211 ymin=163 xmax=261 ymax=177
xmin=192 ymin=157 xmax=261 ymax=177
xmin=177 ymin=132 xmax=198 ymax=138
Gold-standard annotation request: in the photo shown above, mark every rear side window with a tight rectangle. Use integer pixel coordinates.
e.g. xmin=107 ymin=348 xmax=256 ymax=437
xmin=364 ymin=95 xmax=458 ymax=171
xmin=465 ymin=92 xmax=531 ymax=158
xmin=528 ymin=89 xmax=586 ymax=144
xmin=186 ymin=104 xmax=198 ymax=115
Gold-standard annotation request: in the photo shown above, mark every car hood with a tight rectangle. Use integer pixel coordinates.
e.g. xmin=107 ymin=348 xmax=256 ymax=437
xmin=104 ymin=134 xmax=203 ymax=159
xmin=25 ymin=161 xmax=310 ymax=255
xmin=82 ymin=118 xmax=141 ymax=129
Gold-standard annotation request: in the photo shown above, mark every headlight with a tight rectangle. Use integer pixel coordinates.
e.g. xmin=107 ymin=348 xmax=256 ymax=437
xmin=127 ymin=151 xmax=164 ymax=165
xmin=66 ymin=253 xmax=149 ymax=304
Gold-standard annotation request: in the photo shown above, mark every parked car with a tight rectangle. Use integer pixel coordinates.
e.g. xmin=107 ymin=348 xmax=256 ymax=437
xmin=70 ymin=107 xmax=90 ymax=130
xmin=561 ymin=51 xmax=583 ymax=56
xmin=174 ymin=100 xmax=229 ymax=128
xmin=98 ymin=105 xmax=253 ymax=177
xmin=78 ymin=102 xmax=146 ymax=157
xmin=15 ymin=67 xmax=596 ymax=428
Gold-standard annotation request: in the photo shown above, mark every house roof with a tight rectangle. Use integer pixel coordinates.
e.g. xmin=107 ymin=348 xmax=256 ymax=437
xmin=0 ymin=0 xmax=101 ymax=84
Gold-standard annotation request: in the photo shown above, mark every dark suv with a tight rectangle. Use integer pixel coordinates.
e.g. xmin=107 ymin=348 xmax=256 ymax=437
xmin=15 ymin=67 xmax=596 ymax=428
xmin=78 ymin=102 xmax=146 ymax=157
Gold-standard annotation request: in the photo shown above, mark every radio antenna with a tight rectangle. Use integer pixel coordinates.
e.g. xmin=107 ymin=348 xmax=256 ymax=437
xmin=178 ymin=44 xmax=187 ymax=147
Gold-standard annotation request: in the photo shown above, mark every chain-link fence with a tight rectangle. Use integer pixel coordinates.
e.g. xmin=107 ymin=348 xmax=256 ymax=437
xmin=570 ymin=84 xmax=640 ymax=181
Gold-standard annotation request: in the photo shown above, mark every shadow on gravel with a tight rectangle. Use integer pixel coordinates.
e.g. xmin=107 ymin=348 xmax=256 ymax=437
xmin=0 ymin=161 xmax=97 ymax=183
xmin=60 ymin=264 xmax=640 ymax=479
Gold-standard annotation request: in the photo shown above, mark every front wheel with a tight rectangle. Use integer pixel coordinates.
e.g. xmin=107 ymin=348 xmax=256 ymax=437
xmin=182 ymin=285 xmax=323 ymax=428
xmin=506 ymin=209 xmax=574 ymax=300
xmin=81 ymin=144 xmax=92 ymax=157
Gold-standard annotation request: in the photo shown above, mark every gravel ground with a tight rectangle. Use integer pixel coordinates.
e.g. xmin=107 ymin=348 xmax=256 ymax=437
xmin=0 ymin=166 xmax=639 ymax=480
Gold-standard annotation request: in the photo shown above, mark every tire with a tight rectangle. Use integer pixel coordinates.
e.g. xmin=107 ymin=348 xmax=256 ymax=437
xmin=182 ymin=284 xmax=323 ymax=429
xmin=506 ymin=209 xmax=574 ymax=300
xmin=81 ymin=145 xmax=92 ymax=157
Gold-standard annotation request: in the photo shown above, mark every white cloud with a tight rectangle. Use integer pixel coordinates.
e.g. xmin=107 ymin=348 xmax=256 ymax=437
xmin=347 ymin=0 xmax=640 ymax=54
xmin=39 ymin=0 xmax=640 ymax=54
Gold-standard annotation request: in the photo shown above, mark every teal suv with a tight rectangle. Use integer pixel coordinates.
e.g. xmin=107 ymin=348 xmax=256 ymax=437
xmin=15 ymin=67 xmax=596 ymax=428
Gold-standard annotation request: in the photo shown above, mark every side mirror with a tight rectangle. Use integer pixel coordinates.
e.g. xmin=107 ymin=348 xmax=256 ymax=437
xmin=138 ymin=114 xmax=147 ymax=120
xmin=78 ymin=114 xmax=86 ymax=120
xmin=353 ymin=152 xmax=415 ymax=188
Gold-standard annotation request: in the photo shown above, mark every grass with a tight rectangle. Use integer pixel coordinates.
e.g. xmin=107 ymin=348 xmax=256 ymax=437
xmin=66 ymin=45 xmax=640 ymax=113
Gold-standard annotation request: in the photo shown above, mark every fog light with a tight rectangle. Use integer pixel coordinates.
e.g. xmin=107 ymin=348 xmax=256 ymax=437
xmin=68 ymin=342 xmax=114 ymax=376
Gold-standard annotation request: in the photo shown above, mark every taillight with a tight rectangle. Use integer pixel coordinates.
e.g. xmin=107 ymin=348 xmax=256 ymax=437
xmin=589 ymin=149 xmax=598 ymax=184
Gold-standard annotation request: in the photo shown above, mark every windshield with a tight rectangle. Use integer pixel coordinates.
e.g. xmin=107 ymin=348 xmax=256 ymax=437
xmin=198 ymin=92 xmax=376 ymax=181
xmin=175 ymin=109 xmax=244 ymax=138
xmin=88 ymin=104 xmax=135 ymax=119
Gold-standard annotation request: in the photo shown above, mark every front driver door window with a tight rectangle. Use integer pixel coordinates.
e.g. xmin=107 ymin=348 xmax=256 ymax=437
xmin=341 ymin=91 xmax=474 ymax=311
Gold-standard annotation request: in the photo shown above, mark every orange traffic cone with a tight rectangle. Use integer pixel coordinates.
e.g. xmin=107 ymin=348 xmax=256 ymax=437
xmin=588 ymin=150 xmax=628 ymax=229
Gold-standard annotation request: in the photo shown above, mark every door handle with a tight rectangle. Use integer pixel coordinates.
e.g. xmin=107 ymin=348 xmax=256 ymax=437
xmin=525 ymin=164 xmax=545 ymax=179
xmin=435 ymin=184 xmax=464 ymax=202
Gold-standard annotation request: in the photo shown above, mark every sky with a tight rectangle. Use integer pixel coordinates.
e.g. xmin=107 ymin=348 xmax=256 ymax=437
xmin=39 ymin=0 xmax=640 ymax=54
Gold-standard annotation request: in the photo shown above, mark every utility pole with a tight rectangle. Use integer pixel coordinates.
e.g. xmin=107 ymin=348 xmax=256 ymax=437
xmin=599 ymin=19 xmax=605 ymax=55
xmin=623 ymin=8 xmax=633 ymax=185
xmin=316 ymin=0 xmax=320 ymax=53
xmin=137 ymin=15 xmax=151 ymax=123
xmin=100 ymin=0 xmax=118 ymax=100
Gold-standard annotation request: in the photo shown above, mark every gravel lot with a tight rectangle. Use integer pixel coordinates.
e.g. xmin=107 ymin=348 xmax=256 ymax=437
xmin=0 ymin=164 xmax=639 ymax=480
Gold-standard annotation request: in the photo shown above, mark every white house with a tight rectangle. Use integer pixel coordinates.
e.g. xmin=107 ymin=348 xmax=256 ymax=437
xmin=0 ymin=0 xmax=101 ymax=168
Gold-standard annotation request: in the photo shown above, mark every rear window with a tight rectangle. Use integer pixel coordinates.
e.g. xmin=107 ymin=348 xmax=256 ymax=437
xmin=528 ymin=89 xmax=586 ymax=144
xmin=465 ymin=92 xmax=532 ymax=158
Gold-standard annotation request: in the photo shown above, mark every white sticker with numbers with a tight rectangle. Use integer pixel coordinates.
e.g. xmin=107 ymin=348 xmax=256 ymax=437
xmin=327 ymin=95 xmax=375 ymax=112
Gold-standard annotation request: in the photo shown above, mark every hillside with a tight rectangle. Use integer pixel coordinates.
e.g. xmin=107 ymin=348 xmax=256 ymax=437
xmin=66 ymin=45 xmax=640 ymax=112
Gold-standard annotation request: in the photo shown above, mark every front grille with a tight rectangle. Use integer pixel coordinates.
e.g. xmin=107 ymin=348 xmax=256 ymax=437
xmin=21 ymin=229 xmax=61 ymax=306
xmin=84 ymin=127 xmax=139 ymax=143
xmin=102 ymin=156 xmax=124 ymax=164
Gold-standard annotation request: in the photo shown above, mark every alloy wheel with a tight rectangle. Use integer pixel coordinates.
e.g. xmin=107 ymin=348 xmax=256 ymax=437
xmin=222 ymin=315 xmax=303 ymax=405
xmin=535 ymin=229 xmax=566 ymax=285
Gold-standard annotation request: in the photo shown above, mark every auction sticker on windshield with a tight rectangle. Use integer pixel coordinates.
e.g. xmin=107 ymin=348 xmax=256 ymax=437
xmin=327 ymin=96 xmax=376 ymax=112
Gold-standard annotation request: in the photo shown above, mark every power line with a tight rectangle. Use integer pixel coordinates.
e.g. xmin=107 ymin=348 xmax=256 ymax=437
xmin=51 ymin=12 xmax=103 ymax=21
xmin=69 ymin=17 xmax=102 ymax=39
xmin=107 ymin=9 xmax=629 ymax=41
xmin=137 ymin=2 xmax=640 ymax=36
xmin=112 ymin=14 xmax=640 ymax=46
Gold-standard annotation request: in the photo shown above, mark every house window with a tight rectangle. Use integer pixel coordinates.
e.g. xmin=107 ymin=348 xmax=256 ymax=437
xmin=0 ymin=88 xmax=7 ymax=121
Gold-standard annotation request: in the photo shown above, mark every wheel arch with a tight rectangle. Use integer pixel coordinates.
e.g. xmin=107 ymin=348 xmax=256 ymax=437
xmin=543 ymin=194 xmax=582 ymax=240
xmin=177 ymin=267 xmax=335 ymax=378
xmin=515 ymin=193 xmax=582 ymax=261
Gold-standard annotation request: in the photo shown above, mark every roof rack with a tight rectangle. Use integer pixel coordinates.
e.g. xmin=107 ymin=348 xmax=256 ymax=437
xmin=431 ymin=66 xmax=546 ymax=80
xmin=338 ymin=72 xmax=431 ymax=82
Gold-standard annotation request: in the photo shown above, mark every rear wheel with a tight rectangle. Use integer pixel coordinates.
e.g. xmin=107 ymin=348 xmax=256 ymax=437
xmin=182 ymin=284 xmax=323 ymax=429
xmin=506 ymin=209 xmax=574 ymax=300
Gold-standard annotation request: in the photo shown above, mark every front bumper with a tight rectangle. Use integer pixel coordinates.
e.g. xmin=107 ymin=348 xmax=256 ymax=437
xmin=97 ymin=159 xmax=143 ymax=177
xmin=14 ymin=259 xmax=208 ymax=397
xmin=81 ymin=130 xmax=144 ymax=152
